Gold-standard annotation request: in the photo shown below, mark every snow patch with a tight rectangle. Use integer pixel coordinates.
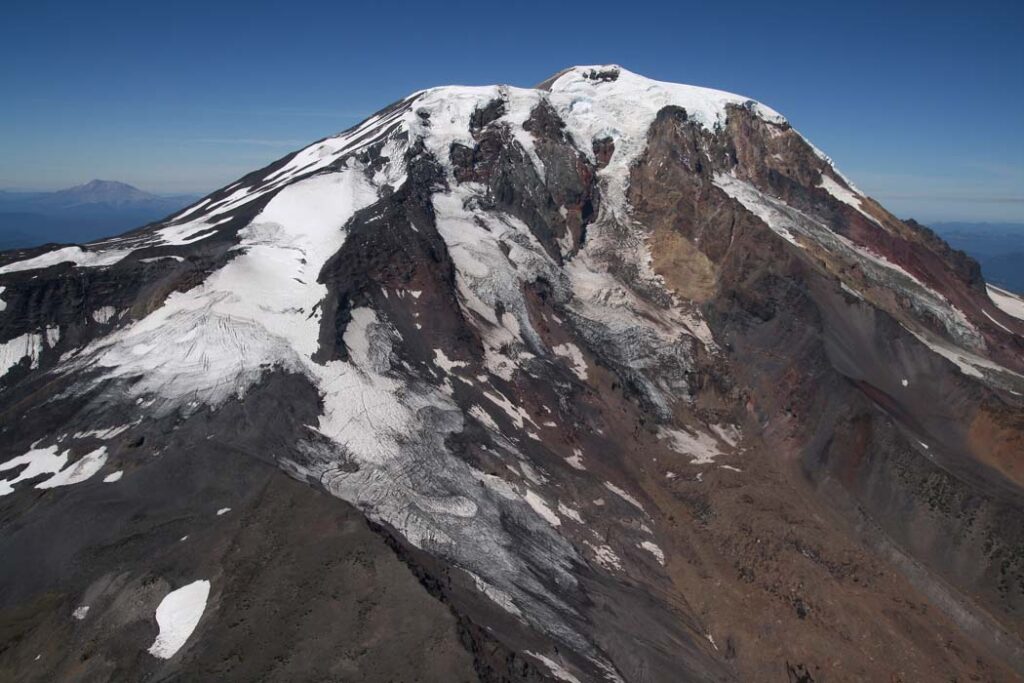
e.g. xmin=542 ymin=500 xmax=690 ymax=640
xmin=147 ymin=580 xmax=211 ymax=659
xmin=557 ymin=501 xmax=584 ymax=524
xmin=565 ymin=448 xmax=586 ymax=470
xmin=524 ymin=490 xmax=561 ymax=527
xmin=37 ymin=447 xmax=107 ymax=489
xmin=103 ymin=470 xmax=123 ymax=483
xmin=483 ymin=389 xmax=537 ymax=430
xmin=0 ymin=445 xmax=66 ymax=495
xmin=469 ymin=405 xmax=501 ymax=432
xmin=526 ymin=651 xmax=582 ymax=683
xmin=552 ymin=342 xmax=588 ymax=380
xmin=639 ymin=540 xmax=666 ymax=565
xmin=468 ymin=571 xmax=522 ymax=617
xmin=658 ymin=427 xmax=722 ymax=464
xmin=0 ymin=445 xmax=108 ymax=495
xmin=139 ymin=255 xmax=185 ymax=264
xmin=0 ymin=332 xmax=45 ymax=378
xmin=603 ymin=481 xmax=646 ymax=512
xmin=73 ymin=424 xmax=131 ymax=440
xmin=984 ymin=310 xmax=1015 ymax=334
xmin=585 ymin=541 xmax=623 ymax=571
xmin=0 ymin=246 xmax=130 ymax=274
xmin=433 ymin=348 xmax=467 ymax=372
xmin=817 ymin=174 xmax=881 ymax=226
xmin=91 ymin=306 xmax=118 ymax=324
xmin=989 ymin=285 xmax=1024 ymax=322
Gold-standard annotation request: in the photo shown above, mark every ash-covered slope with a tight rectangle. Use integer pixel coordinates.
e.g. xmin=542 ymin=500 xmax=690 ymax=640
xmin=2 ymin=65 xmax=1024 ymax=682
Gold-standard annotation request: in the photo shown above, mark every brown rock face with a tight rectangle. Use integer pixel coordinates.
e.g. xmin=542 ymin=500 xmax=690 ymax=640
xmin=625 ymin=87 xmax=1024 ymax=680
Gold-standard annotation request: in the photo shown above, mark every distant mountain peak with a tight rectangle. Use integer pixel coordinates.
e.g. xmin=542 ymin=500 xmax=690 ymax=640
xmin=76 ymin=179 xmax=141 ymax=191
xmin=51 ymin=179 xmax=156 ymax=206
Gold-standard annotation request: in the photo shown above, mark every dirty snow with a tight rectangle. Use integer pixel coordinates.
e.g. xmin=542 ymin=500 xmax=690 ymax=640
xmin=565 ymin=448 xmax=586 ymax=470
xmin=468 ymin=571 xmax=522 ymax=617
xmin=584 ymin=541 xmax=623 ymax=571
xmin=552 ymin=342 xmax=588 ymax=380
xmin=469 ymin=405 xmax=501 ymax=432
xmin=91 ymin=306 xmax=118 ymax=324
xmin=658 ymin=426 xmax=722 ymax=464
xmin=557 ymin=501 xmax=585 ymax=524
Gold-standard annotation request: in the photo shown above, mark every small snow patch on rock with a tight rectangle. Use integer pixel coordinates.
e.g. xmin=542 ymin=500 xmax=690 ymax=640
xmin=604 ymin=481 xmax=645 ymax=512
xmin=557 ymin=501 xmax=584 ymax=524
xmin=565 ymin=448 xmax=586 ymax=470
xmin=433 ymin=348 xmax=467 ymax=372
xmin=147 ymin=580 xmax=211 ymax=659
xmin=524 ymin=490 xmax=561 ymax=527
xmin=552 ymin=342 xmax=588 ymax=380
xmin=91 ymin=306 xmax=118 ymax=324
xmin=526 ymin=651 xmax=582 ymax=683
xmin=639 ymin=540 xmax=666 ymax=565
xmin=585 ymin=541 xmax=622 ymax=571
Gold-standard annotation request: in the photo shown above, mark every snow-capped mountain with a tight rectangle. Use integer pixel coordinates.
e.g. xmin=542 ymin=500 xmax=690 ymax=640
xmin=2 ymin=66 xmax=1023 ymax=682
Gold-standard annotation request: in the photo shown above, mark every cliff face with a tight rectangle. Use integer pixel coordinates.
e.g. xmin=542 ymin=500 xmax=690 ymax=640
xmin=1 ymin=65 xmax=1023 ymax=682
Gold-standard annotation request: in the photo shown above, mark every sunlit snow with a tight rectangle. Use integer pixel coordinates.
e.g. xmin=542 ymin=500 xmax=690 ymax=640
xmin=147 ymin=580 xmax=211 ymax=659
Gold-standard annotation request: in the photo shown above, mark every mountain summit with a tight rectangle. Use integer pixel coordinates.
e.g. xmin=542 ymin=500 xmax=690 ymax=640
xmin=50 ymin=179 xmax=158 ymax=206
xmin=1 ymin=66 xmax=1023 ymax=682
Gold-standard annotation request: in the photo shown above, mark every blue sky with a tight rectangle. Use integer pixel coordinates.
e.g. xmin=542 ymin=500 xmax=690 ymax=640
xmin=2 ymin=0 xmax=1022 ymax=222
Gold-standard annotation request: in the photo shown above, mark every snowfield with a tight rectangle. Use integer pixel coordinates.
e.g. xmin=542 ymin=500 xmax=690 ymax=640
xmin=148 ymin=580 xmax=211 ymax=659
